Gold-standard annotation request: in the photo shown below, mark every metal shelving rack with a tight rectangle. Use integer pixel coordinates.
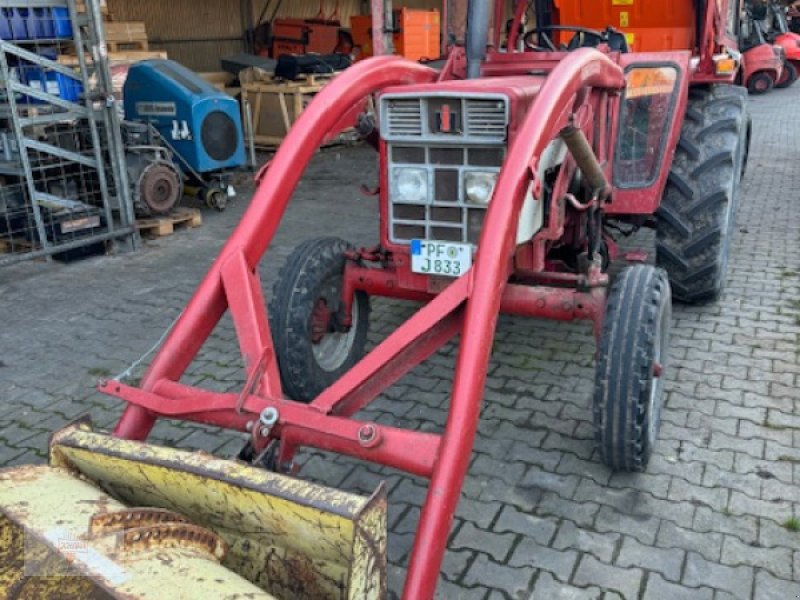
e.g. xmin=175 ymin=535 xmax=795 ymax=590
xmin=0 ymin=0 xmax=136 ymax=264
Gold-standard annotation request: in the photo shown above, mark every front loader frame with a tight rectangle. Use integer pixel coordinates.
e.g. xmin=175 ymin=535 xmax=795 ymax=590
xmin=103 ymin=51 xmax=624 ymax=599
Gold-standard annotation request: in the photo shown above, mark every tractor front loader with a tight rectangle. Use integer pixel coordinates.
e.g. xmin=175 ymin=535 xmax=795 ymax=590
xmin=1 ymin=0 xmax=750 ymax=598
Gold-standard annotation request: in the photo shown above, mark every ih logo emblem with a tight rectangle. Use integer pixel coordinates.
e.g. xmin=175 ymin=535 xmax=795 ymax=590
xmin=435 ymin=104 xmax=458 ymax=134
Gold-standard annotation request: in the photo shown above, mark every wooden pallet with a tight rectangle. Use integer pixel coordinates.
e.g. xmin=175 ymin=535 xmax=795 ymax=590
xmin=242 ymin=73 xmax=368 ymax=148
xmin=136 ymin=207 xmax=202 ymax=237
xmin=58 ymin=50 xmax=167 ymax=66
xmin=107 ymin=40 xmax=149 ymax=52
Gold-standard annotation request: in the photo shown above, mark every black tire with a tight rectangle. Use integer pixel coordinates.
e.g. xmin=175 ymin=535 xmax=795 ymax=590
xmin=655 ymin=85 xmax=749 ymax=304
xmin=593 ymin=265 xmax=671 ymax=472
xmin=776 ymin=61 xmax=798 ymax=89
xmin=747 ymin=71 xmax=774 ymax=94
xmin=269 ymin=237 xmax=370 ymax=402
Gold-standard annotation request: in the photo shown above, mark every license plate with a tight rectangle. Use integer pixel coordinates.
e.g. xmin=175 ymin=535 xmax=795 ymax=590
xmin=410 ymin=240 xmax=472 ymax=277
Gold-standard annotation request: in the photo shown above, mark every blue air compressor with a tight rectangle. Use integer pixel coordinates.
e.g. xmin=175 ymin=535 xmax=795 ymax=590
xmin=123 ymin=59 xmax=246 ymax=210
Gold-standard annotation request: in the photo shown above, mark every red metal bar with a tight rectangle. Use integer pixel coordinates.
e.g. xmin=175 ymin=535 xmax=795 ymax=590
xmin=104 ymin=379 xmax=440 ymax=477
xmin=506 ymin=0 xmax=528 ymax=51
xmin=493 ymin=0 xmax=505 ymax=49
xmin=314 ymin=271 xmax=471 ymax=416
xmin=112 ymin=57 xmax=438 ymax=441
xmin=220 ymin=249 xmax=281 ymax=399
xmin=402 ymin=49 xmax=624 ymax=600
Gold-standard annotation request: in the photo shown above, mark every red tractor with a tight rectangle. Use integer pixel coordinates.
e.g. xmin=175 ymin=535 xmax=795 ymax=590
xmin=47 ymin=0 xmax=749 ymax=598
xmin=741 ymin=3 xmax=786 ymax=93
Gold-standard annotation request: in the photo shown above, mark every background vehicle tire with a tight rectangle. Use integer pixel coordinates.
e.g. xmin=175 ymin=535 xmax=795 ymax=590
xmin=747 ymin=71 xmax=774 ymax=94
xmin=656 ymin=85 xmax=749 ymax=303
xmin=775 ymin=61 xmax=798 ymax=88
xmin=593 ymin=265 xmax=671 ymax=472
xmin=269 ymin=237 xmax=370 ymax=402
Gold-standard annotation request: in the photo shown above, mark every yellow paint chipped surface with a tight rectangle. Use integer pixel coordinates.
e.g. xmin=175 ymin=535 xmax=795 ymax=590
xmin=0 ymin=422 xmax=387 ymax=599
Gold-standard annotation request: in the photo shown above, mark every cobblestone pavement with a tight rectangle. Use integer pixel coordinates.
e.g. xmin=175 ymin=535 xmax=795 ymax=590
xmin=2 ymin=82 xmax=800 ymax=599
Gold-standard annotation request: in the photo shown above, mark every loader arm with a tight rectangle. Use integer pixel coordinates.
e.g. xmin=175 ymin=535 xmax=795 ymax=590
xmin=103 ymin=49 xmax=624 ymax=599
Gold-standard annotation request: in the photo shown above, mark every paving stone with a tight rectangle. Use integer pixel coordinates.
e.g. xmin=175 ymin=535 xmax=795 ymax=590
xmin=528 ymin=571 xmax=603 ymax=600
xmin=752 ymin=569 xmax=800 ymax=600
xmin=433 ymin=579 xmax=490 ymax=600
xmin=536 ymin=492 xmax=600 ymax=528
xmin=729 ymin=490 xmax=793 ymax=522
xmin=643 ymin=573 xmax=713 ymax=600
xmin=552 ymin=520 xmax=620 ymax=564
xmin=657 ymin=521 xmax=722 ymax=562
xmin=518 ymin=467 xmax=580 ymax=499
xmin=462 ymin=554 xmax=534 ymax=596
xmin=508 ymin=539 xmax=579 ymax=581
xmin=572 ymin=555 xmax=643 ymax=600
xmin=452 ymin=522 xmax=516 ymax=563
xmin=682 ymin=552 xmax=754 ymax=600
xmin=595 ymin=505 xmax=660 ymax=546
xmin=493 ymin=505 xmax=557 ymax=546
xmin=720 ymin=535 xmax=793 ymax=580
xmin=692 ymin=507 xmax=757 ymax=542
xmin=616 ymin=535 xmax=684 ymax=582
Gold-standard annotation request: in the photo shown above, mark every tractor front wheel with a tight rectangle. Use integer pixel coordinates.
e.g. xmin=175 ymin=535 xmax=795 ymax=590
xmin=776 ymin=61 xmax=798 ymax=89
xmin=269 ymin=237 xmax=370 ymax=402
xmin=656 ymin=85 xmax=749 ymax=303
xmin=748 ymin=71 xmax=775 ymax=94
xmin=593 ymin=265 xmax=671 ymax=472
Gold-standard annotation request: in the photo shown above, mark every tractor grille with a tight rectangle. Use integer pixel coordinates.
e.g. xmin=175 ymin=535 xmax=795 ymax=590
xmin=381 ymin=93 xmax=509 ymax=246
xmin=464 ymin=99 xmax=508 ymax=139
xmin=386 ymin=144 xmax=506 ymax=245
xmin=385 ymin=98 xmax=423 ymax=137
xmin=381 ymin=94 xmax=508 ymax=144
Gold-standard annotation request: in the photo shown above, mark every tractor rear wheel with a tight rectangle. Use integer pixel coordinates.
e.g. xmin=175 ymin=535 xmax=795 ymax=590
xmin=593 ymin=265 xmax=671 ymax=472
xmin=776 ymin=61 xmax=798 ymax=89
xmin=655 ymin=85 xmax=749 ymax=303
xmin=748 ymin=71 xmax=774 ymax=94
xmin=269 ymin=237 xmax=370 ymax=402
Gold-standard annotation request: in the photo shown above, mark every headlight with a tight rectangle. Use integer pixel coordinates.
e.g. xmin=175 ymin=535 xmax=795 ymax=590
xmin=464 ymin=171 xmax=498 ymax=205
xmin=393 ymin=167 xmax=428 ymax=203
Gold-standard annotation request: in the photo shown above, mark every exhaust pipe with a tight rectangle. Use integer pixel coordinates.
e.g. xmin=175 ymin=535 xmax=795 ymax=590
xmin=466 ymin=0 xmax=491 ymax=78
xmin=560 ymin=125 xmax=610 ymax=197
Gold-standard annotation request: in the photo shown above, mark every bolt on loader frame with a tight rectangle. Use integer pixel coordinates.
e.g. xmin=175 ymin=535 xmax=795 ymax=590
xmin=101 ymin=0 xmax=750 ymax=597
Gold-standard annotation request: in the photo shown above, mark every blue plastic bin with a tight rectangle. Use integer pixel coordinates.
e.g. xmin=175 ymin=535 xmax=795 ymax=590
xmin=52 ymin=7 xmax=72 ymax=38
xmin=8 ymin=8 xmax=28 ymax=40
xmin=0 ymin=10 xmax=12 ymax=40
xmin=29 ymin=8 xmax=55 ymax=39
xmin=20 ymin=65 xmax=82 ymax=104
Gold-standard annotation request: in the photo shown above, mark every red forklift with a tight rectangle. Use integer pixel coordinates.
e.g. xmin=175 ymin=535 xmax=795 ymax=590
xmin=741 ymin=2 xmax=786 ymax=92
xmin=765 ymin=0 xmax=800 ymax=87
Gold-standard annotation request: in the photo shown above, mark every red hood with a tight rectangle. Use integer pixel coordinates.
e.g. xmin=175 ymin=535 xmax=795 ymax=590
xmin=380 ymin=75 xmax=545 ymax=141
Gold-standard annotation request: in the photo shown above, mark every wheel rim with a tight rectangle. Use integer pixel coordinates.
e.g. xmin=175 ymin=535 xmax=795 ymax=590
xmin=646 ymin=301 xmax=670 ymax=448
xmin=311 ymin=278 xmax=359 ymax=372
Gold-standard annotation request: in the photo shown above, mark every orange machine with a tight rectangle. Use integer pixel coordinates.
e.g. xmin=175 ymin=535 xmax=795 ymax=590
xmin=351 ymin=8 xmax=440 ymax=61
xmin=553 ymin=0 xmax=697 ymax=52
xmin=271 ymin=18 xmax=343 ymax=57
